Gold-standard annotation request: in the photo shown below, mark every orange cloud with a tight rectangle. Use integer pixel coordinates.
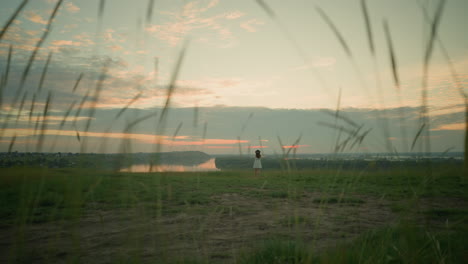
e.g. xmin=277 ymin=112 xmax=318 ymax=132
xmin=225 ymin=11 xmax=245 ymax=20
xmin=282 ymin=145 xmax=310 ymax=149
xmin=109 ymin=45 xmax=123 ymax=51
xmin=65 ymin=2 xmax=80 ymax=13
xmin=431 ymin=123 xmax=465 ymax=131
xmin=0 ymin=128 xmax=248 ymax=147
xmin=146 ymin=0 xmax=238 ymax=46
xmin=240 ymin=19 xmax=264 ymax=33
xmin=247 ymin=146 xmax=268 ymax=149
xmin=51 ymin=40 xmax=84 ymax=46
xmin=24 ymin=11 xmax=47 ymax=25
xmin=206 ymin=146 xmax=236 ymax=149
xmin=73 ymin=32 xmax=95 ymax=45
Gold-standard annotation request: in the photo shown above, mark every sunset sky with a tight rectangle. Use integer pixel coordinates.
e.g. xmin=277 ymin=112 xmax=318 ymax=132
xmin=0 ymin=0 xmax=466 ymax=154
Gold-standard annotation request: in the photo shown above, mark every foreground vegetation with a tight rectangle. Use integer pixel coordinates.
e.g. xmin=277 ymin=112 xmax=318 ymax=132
xmin=0 ymin=165 xmax=466 ymax=263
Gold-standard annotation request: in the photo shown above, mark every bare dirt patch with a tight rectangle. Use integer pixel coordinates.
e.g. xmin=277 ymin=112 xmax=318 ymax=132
xmin=1 ymin=191 xmax=400 ymax=263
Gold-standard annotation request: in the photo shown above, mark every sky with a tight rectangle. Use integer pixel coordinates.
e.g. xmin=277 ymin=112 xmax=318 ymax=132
xmin=0 ymin=0 xmax=466 ymax=154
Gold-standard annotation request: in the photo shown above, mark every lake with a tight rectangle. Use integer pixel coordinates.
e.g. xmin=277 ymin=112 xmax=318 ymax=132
xmin=120 ymin=158 xmax=219 ymax=172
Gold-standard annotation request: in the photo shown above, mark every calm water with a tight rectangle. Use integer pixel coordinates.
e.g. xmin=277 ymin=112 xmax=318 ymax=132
xmin=120 ymin=158 xmax=219 ymax=172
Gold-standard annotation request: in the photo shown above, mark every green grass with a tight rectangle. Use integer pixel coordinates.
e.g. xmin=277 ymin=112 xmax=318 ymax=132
xmin=0 ymin=166 xmax=466 ymax=263
xmin=1 ymin=166 xmax=464 ymax=223
xmin=240 ymin=222 xmax=468 ymax=263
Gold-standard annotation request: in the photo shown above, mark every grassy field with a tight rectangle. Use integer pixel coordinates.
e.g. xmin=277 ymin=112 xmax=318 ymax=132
xmin=0 ymin=1 xmax=467 ymax=263
xmin=1 ymin=166 xmax=466 ymax=263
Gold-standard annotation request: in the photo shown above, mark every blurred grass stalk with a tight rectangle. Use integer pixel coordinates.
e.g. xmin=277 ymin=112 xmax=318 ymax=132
xmin=0 ymin=0 xmax=466 ymax=262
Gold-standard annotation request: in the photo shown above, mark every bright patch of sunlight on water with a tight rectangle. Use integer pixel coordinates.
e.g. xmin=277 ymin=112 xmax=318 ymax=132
xmin=120 ymin=158 xmax=219 ymax=172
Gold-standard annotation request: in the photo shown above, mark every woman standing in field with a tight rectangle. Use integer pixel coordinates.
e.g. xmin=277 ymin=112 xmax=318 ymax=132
xmin=253 ymin=149 xmax=262 ymax=176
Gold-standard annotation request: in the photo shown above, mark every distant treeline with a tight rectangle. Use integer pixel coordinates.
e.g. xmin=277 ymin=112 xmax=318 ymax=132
xmin=0 ymin=151 xmax=211 ymax=169
xmin=214 ymin=156 xmax=463 ymax=171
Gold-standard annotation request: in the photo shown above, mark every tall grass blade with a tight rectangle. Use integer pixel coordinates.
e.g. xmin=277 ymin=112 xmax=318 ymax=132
xmin=158 ymin=40 xmax=188 ymax=125
xmin=28 ymin=93 xmax=37 ymax=122
xmin=423 ymin=0 xmax=446 ymax=74
xmin=420 ymin=0 xmax=446 ymax=156
xmin=98 ymin=0 xmax=106 ymax=19
xmin=383 ymin=20 xmax=410 ymax=151
xmin=193 ymin=105 xmax=199 ymax=128
xmin=124 ymin=111 xmax=158 ymax=132
xmin=333 ymin=86 xmax=342 ymax=153
xmin=361 ymin=0 xmax=374 ymax=56
xmin=49 ymin=99 xmax=77 ymax=151
xmin=316 ymin=6 xmax=352 ymax=58
xmin=154 ymin=57 xmax=159 ymax=87
xmin=0 ymin=74 xmax=3 ymax=107
xmin=19 ymin=0 xmax=64 ymax=92
xmin=277 ymin=135 xmax=286 ymax=157
xmin=320 ymin=109 xmax=359 ymax=128
xmin=285 ymin=133 xmax=302 ymax=157
xmin=15 ymin=92 xmax=28 ymax=123
xmin=255 ymin=0 xmax=330 ymax=94
xmin=115 ymin=91 xmax=142 ymax=119
xmin=72 ymin=73 xmax=84 ymax=93
xmin=60 ymin=100 xmax=76 ymax=128
xmin=237 ymin=136 xmax=243 ymax=156
xmin=172 ymin=122 xmax=183 ymax=141
xmin=276 ymin=135 xmax=291 ymax=172
xmin=202 ymin=121 xmax=208 ymax=142
xmin=0 ymin=46 xmax=13 ymax=107
xmin=0 ymin=0 xmax=29 ymax=42
xmin=316 ymin=5 xmax=370 ymax=95
xmin=146 ymin=0 xmax=155 ymax=24
xmin=411 ymin=123 xmax=426 ymax=151
xmin=84 ymin=61 xmax=109 ymax=133
xmin=419 ymin=4 xmax=466 ymax=101
xmin=8 ymin=134 xmax=16 ymax=153
xmin=317 ymin=121 xmax=356 ymax=136
xmin=255 ymin=0 xmax=277 ymax=18
xmin=352 ymin=128 xmax=372 ymax=149
xmin=36 ymin=91 xmax=53 ymax=152
xmin=152 ymin=40 xmax=188 ymax=164
xmin=419 ymin=1 xmax=467 ymax=171
xmin=33 ymin=110 xmax=41 ymax=135
xmin=240 ymin=112 xmax=254 ymax=135
xmin=4 ymin=45 xmax=13 ymax=87
xmin=383 ymin=20 xmax=400 ymax=89
xmin=465 ymin=107 xmax=468 ymax=173
xmin=37 ymin=52 xmax=53 ymax=93
xmin=73 ymin=89 xmax=91 ymax=126
xmin=361 ymin=9 xmax=389 ymax=158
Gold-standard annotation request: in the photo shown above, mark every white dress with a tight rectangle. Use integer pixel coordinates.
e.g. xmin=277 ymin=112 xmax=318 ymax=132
xmin=253 ymin=157 xmax=262 ymax=169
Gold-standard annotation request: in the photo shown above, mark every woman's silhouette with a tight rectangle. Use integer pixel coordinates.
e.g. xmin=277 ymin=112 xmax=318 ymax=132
xmin=253 ymin=149 xmax=262 ymax=176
